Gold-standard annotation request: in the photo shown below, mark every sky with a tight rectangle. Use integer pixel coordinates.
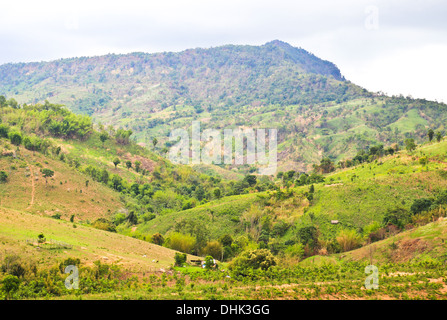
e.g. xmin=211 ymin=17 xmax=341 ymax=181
xmin=1 ymin=0 xmax=446 ymax=102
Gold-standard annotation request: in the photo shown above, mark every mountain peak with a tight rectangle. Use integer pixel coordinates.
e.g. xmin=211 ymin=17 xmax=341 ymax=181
xmin=264 ymin=39 xmax=294 ymax=48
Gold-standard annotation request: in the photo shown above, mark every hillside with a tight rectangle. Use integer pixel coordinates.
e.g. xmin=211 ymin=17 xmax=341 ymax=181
xmin=0 ymin=99 xmax=447 ymax=299
xmin=2 ymin=41 xmax=446 ymax=171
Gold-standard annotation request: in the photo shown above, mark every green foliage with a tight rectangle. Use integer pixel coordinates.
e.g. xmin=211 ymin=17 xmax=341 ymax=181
xmin=1 ymin=275 xmax=20 ymax=299
xmin=336 ymin=229 xmax=363 ymax=252
xmin=40 ymin=168 xmax=54 ymax=183
xmin=151 ymin=233 xmax=164 ymax=245
xmin=0 ymin=171 xmax=8 ymax=183
xmin=166 ymin=232 xmax=196 ymax=254
xmin=91 ymin=218 xmax=117 ymax=232
xmin=202 ymin=241 xmax=223 ymax=260
xmin=410 ymin=198 xmax=433 ymax=215
xmin=229 ymin=249 xmax=277 ymax=274
xmin=174 ymin=252 xmax=187 ymax=266
xmin=0 ymin=123 xmax=9 ymax=138
xmin=405 ymin=138 xmax=417 ymax=152
xmin=382 ymin=207 xmax=411 ymax=229
xmin=112 ymin=157 xmax=121 ymax=168
xmin=9 ymin=131 xmax=22 ymax=146
xmin=296 ymin=226 xmax=319 ymax=249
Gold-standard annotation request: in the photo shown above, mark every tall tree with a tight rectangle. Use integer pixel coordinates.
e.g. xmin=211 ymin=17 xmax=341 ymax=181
xmin=428 ymin=129 xmax=434 ymax=142
xmin=112 ymin=157 xmax=121 ymax=168
xmin=99 ymin=131 xmax=109 ymax=146
xmin=41 ymin=168 xmax=54 ymax=184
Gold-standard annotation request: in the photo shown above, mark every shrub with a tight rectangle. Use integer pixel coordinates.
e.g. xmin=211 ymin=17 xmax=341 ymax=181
xmin=383 ymin=207 xmax=411 ymax=229
xmin=1 ymin=275 xmax=20 ymax=299
xmin=336 ymin=229 xmax=363 ymax=252
xmin=284 ymin=243 xmax=304 ymax=258
xmin=229 ymin=248 xmax=277 ymax=272
xmin=202 ymin=241 xmax=223 ymax=260
xmin=410 ymin=198 xmax=433 ymax=215
xmin=166 ymin=232 xmax=196 ymax=254
xmin=151 ymin=233 xmax=164 ymax=245
xmin=174 ymin=252 xmax=187 ymax=266
xmin=91 ymin=218 xmax=117 ymax=232
xmin=0 ymin=171 xmax=8 ymax=183
xmin=296 ymin=225 xmax=319 ymax=250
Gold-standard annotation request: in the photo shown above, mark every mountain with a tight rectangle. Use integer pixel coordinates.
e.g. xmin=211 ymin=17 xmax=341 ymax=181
xmin=0 ymin=40 xmax=446 ymax=173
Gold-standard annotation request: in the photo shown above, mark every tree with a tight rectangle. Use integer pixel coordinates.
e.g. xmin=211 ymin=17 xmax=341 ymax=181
xmin=296 ymin=225 xmax=319 ymax=251
xmin=125 ymin=160 xmax=132 ymax=170
xmin=152 ymin=137 xmax=158 ymax=149
xmin=202 ymin=241 xmax=223 ymax=260
xmin=134 ymin=160 xmax=141 ymax=173
xmin=382 ymin=207 xmax=410 ymax=229
xmin=112 ymin=157 xmax=121 ymax=168
xmin=336 ymin=229 xmax=363 ymax=252
xmin=1 ymin=275 xmax=20 ymax=300
xmin=243 ymin=174 xmax=257 ymax=187
xmin=428 ymin=129 xmax=434 ymax=142
xmin=174 ymin=252 xmax=187 ymax=266
xmin=99 ymin=131 xmax=109 ymax=146
xmin=213 ymin=188 xmax=222 ymax=199
xmin=126 ymin=210 xmax=138 ymax=224
xmin=404 ymin=138 xmax=416 ymax=152
xmin=0 ymin=124 xmax=9 ymax=138
xmin=111 ymin=174 xmax=123 ymax=191
xmin=167 ymin=232 xmax=196 ymax=254
xmin=436 ymin=131 xmax=443 ymax=143
xmin=229 ymin=249 xmax=277 ymax=272
xmin=204 ymin=255 xmax=216 ymax=270
xmin=151 ymin=233 xmax=164 ymax=245
xmin=37 ymin=233 xmax=46 ymax=243
xmin=9 ymin=131 xmax=22 ymax=147
xmin=0 ymin=171 xmax=8 ymax=183
xmin=40 ymin=168 xmax=54 ymax=184
xmin=410 ymin=198 xmax=433 ymax=215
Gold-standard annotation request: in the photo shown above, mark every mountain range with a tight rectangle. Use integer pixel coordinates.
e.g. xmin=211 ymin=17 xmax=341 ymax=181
xmin=0 ymin=40 xmax=446 ymax=172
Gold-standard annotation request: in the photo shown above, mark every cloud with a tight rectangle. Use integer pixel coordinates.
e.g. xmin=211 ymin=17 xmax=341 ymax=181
xmin=0 ymin=0 xmax=446 ymax=101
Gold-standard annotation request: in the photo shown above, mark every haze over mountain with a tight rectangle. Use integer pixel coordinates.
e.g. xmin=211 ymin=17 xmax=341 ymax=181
xmin=0 ymin=40 xmax=445 ymax=171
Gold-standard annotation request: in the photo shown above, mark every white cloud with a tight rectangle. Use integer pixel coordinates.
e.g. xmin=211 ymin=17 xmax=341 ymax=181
xmin=1 ymin=0 xmax=446 ymax=102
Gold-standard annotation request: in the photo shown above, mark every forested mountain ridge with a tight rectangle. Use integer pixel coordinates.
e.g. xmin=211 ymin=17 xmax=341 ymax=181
xmin=0 ymin=41 xmax=446 ymax=172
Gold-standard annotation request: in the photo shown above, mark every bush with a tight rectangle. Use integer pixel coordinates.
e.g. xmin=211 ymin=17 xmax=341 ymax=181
xmin=151 ymin=233 xmax=164 ymax=246
xmin=166 ymin=232 xmax=196 ymax=254
xmin=410 ymin=198 xmax=433 ymax=215
xmin=382 ymin=207 xmax=411 ymax=229
xmin=229 ymin=249 xmax=277 ymax=273
xmin=174 ymin=252 xmax=187 ymax=266
xmin=336 ymin=229 xmax=363 ymax=252
xmin=1 ymin=275 xmax=20 ymax=299
xmin=91 ymin=218 xmax=117 ymax=232
xmin=284 ymin=243 xmax=304 ymax=258
xmin=296 ymin=225 xmax=319 ymax=250
xmin=202 ymin=241 xmax=223 ymax=260
xmin=0 ymin=171 xmax=8 ymax=183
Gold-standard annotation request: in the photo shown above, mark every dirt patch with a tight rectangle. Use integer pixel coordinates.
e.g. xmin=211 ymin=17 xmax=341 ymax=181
xmin=122 ymin=153 xmax=156 ymax=173
xmin=389 ymin=238 xmax=429 ymax=263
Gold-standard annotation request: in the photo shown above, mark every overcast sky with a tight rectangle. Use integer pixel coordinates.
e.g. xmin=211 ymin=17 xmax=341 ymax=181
xmin=1 ymin=0 xmax=446 ymax=102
